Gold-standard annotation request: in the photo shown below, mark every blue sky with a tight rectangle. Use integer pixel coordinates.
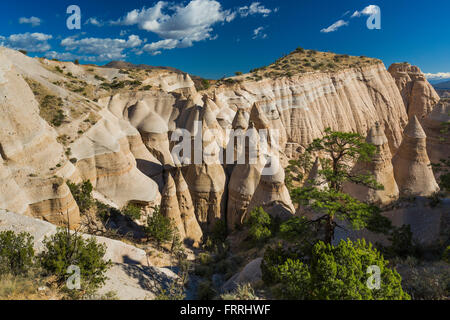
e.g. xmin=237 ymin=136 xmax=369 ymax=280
xmin=1 ymin=0 xmax=449 ymax=80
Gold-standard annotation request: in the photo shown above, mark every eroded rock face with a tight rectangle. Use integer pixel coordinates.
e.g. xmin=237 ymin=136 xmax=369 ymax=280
xmin=160 ymin=172 xmax=186 ymax=240
xmin=344 ymin=123 xmax=399 ymax=205
xmin=1 ymin=46 xmax=440 ymax=240
xmin=392 ymin=116 xmax=439 ymax=197
xmin=0 ymin=49 xmax=80 ymax=228
xmin=173 ymin=168 xmax=203 ymax=246
xmin=388 ymin=63 xmax=440 ymax=120
xmin=210 ymin=63 xmax=408 ymax=154
xmin=422 ymin=101 xmax=450 ymax=167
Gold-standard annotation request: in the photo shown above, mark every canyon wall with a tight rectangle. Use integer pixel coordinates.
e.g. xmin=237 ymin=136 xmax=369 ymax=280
xmin=0 ymin=46 xmax=445 ymax=241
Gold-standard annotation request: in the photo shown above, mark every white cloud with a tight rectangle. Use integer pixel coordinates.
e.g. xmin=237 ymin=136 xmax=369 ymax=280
xmin=44 ymin=51 xmax=80 ymax=61
xmin=114 ymin=0 xmax=232 ymax=54
xmin=0 ymin=32 xmax=52 ymax=52
xmin=351 ymin=5 xmax=379 ymax=18
xmin=252 ymin=26 xmax=267 ymax=39
xmin=424 ymin=72 xmax=450 ymax=80
xmin=19 ymin=16 xmax=42 ymax=27
xmin=320 ymin=20 xmax=348 ymax=33
xmin=59 ymin=35 xmax=143 ymax=61
xmin=143 ymin=38 xmax=179 ymax=52
xmin=113 ymin=0 xmax=276 ymax=54
xmin=85 ymin=17 xmax=104 ymax=27
xmin=239 ymin=2 xmax=273 ymax=17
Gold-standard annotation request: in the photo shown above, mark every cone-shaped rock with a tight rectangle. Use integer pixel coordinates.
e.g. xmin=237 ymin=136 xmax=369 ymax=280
xmin=392 ymin=116 xmax=439 ymax=196
xmin=423 ymin=101 xmax=450 ymax=167
xmin=227 ymin=126 xmax=265 ymax=230
xmin=305 ymin=157 xmax=328 ymax=190
xmin=344 ymin=124 xmax=399 ymax=205
xmin=232 ymin=108 xmax=248 ymax=130
xmin=185 ymin=119 xmax=226 ymax=231
xmin=160 ymin=172 xmax=186 ymax=239
xmin=248 ymin=158 xmax=295 ymax=220
xmin=173 ymin=168 xmax=203 ymax=246
xmin=249 ymin=102 xmax=270 ymax=130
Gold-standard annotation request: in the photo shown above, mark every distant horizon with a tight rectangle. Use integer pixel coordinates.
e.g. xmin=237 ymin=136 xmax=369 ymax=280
xmin=1 ymin=0 xmax=449 ymax=80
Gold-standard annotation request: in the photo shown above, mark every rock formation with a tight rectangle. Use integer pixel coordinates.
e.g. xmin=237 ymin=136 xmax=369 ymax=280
xmin=422 ymin=100 xmax=450 ymax=166
xmin=392 ymin=116 xmax=439 ymax=197
xmin=227 ymin=124 xmax=265 ymax=230
xmin=160 ymin=172 xmax=186 ymax=240
xmin=388 ymin=63 xmax=440 ymax=120
xmin=0 ymin=46 xmax=425 ymax=238
xmin=305 ymin=157 xmax=328 ymax=190
xmin=184 ymin=119 xmax=226 ymax=231
xmin=173 ymin=168 xmax=203 ymax=246
xmin=344 ymin=123 xmax=399 ymax=205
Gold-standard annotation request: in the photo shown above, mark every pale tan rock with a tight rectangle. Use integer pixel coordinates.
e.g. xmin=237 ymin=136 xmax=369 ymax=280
xmin=305 ymin=157 xmax=328 ymax=190
xmin=422 ymin=101 xmax=450 ymax=166
xmin=232 ymin=108 xmax=249 ymax=130
xmin=209 ymin=63 xmax=408 ymax=154
xmin=160 ymin=172 xmax=186 ymax=240
xmin=183 ymin=115 xmax=227 ymax=230
xmin=173 ymin=168 xmax=203 ymax=246
xmin=344 ymin=124 xmax=399 ymax=205
xmin=0 ymin=48 xmax=81 ymax=228
xmin=247 ymin=161 xmax=295 ymax=219
xmin=227 ymin=126 xmax=265 ymax=230
xmin=392 ymin=116 xmax=439 ymax=196
xmin=388 ymin=63 xmax=440 ymax=120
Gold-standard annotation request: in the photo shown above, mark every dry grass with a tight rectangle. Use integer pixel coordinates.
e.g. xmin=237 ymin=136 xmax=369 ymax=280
xmin=24 ymin=78 xmax=66 ymax=127
xmin=0 ymin=274 xmax=62 ymax=300
xmin=222 ymin=48 xmax=382 ymax=85
xmin=395 ymin=257 xmax=450 ymax=300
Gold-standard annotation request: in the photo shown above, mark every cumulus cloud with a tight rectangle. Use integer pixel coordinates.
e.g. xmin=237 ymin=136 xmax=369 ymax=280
xmin=252 ymin=26 xmax=267 ymax=39
xmin=320 ymin=20 xmax=348 ymax=33
xmin=351 ymin=5 xmax=379 ymax=18
xmin=424 ymin=72 xmax=450 ymax=80
xmin=0 ymin=32 xmax=52 ymax=52
xmin=19 ymin=16 xmax=42 ymax=27
xmin=85 ymin=17 xmax=104 ymax=27
xmin=59 ymin=35 xmax=143 ymax=61
xmin=238 ymin=2 xmax=274 ymax=17
xmin=44 ymin=51 xmax=81 ymax=61
xmin=113 ymin=0 xmax=277 ymax=54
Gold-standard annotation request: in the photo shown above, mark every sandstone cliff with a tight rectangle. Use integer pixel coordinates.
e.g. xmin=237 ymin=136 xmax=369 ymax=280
xmin=388 ymin=63 xmax=440 ymax=120
xmin=0 ymin=45 xmax=440 ymax=241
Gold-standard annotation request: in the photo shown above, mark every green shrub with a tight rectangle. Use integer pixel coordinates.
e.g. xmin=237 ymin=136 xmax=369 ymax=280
xmin=235 ymin=71 xmax=243 ymax=76
xmin=39 ymin=228 xmax=111 ymax=295
xmin=442 ymin=246 xmax=450 ymax=263
xmin=210 ymin=219 xmax=228 ymax=244
xmin=382 ymin=225 xmax=418 ymax=258
xmin=262 ymin=239 xmax=410 ymax=300
xmin=145 ymin=206 xmax=175 ymax=246
xmin=221 ymin=283 xmax=258 ymax=300
xmin=0 ymin=231 xmax=35 ymax=276
xmin=67 ymin=180 xmax=94 ymax=214
xmin=196 ymin=280 xmax=216 ymax=300
xmin=246 ymin=207 xmax=272 ymax=244
xmin=122 ymin=203 xmax=142 ymax=221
